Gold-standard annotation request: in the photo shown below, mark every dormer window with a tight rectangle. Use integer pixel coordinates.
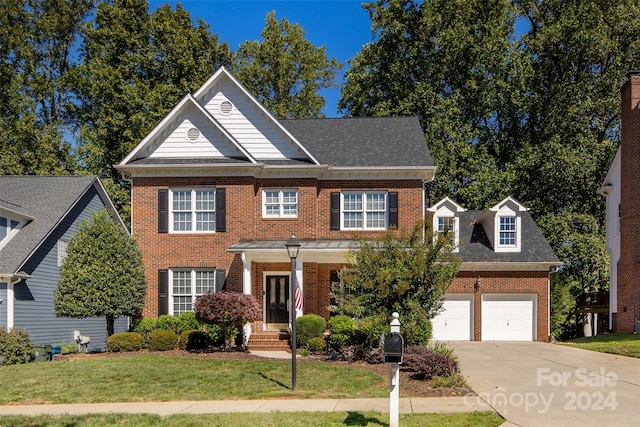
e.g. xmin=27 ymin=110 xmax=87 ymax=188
xmin=0 ymin=214 xmax=26 ymax=250
xmin=499 ymin=216 xmax=516 ymax=246
xmin=484 ymin=197 xmax=526 ymax=253
xmin=428 ymin=197 xmax=466 ymax=252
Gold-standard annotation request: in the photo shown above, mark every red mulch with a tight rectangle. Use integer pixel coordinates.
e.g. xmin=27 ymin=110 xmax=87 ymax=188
xmin=57 ymin=348 xmax=472 ymax=398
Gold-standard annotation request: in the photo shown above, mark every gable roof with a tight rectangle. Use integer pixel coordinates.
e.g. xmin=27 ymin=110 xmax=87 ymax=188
xmin=0 ymin=176 xmax=122 ymax=275
xmin=116 ymin=67 xmax=435 ymax=180
xmin=457 ymin=210 xmax=559 ymax=268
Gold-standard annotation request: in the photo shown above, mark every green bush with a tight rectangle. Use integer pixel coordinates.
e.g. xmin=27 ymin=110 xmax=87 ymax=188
xmin=201 ymin=323 xmax=224 ymax=346
xmin=107 ymin=332 xmax=144 ymax=352
xmin=176 ymin=312 xmax=200 ymax=333
xmin=352 ymin=317 xmax=389 ymax=349
xmin=59 ymin=342 xmax=79 ymax=355
xmin=0 ymin=327 xmax=33 ymax=365
xmin=401 ymin=314 xmax=432 ymax=346
xmin=403 ymin=345 xmax=458 ymax=380
xmin=296 ymin=314 xmax=327 ymax=348
xmin=147 ymin=329 xmax=179 ymax=351
xmin=328 ymin=315 xmax=357 ymax=349
xmin=156 ymin=315 xmax=181 ymax=333
xmin=131 ymin=317 xmax=158 ymax=339
xmin=306 ymin=336 xmax=326 ymax=352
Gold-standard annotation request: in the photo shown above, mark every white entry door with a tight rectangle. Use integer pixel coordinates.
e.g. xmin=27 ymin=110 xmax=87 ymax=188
xmin=431 ymin=294 xmax=473 ymax=341
xmin=482 ymin=294 xmax=536 ymax=341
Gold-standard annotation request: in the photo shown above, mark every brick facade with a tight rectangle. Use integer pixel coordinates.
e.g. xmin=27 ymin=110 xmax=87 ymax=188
xmin=132 ymin=175 xmax=422 ymax=317
xmin=617 ymin=72 xmax=640 ymax=333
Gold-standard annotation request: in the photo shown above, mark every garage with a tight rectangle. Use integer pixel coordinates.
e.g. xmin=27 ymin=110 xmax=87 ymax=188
xmin=481 ymin=294 xmax=536 ymax=341
xmin=431 ymin=294 xmax=473 ymax=341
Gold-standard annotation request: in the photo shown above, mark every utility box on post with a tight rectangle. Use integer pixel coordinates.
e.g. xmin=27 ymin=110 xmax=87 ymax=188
xmin=384 ymin=332 xmax=404 ymax=364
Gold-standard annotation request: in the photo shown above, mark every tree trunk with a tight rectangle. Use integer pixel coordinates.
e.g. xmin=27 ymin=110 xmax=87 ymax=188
xmin=106 ymin=314 xmax=115 ymax=337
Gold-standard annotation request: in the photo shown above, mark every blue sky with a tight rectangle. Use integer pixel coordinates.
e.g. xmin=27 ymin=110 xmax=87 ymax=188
xmin=149 ymin=1 xmax=374 ymax=117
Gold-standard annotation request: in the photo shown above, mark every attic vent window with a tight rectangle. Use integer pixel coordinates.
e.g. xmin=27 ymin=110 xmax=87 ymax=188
xmin=219 ymin=100 xmax=233 ymax=115
xmin=186 ymin=128 xmax=200 ymax=142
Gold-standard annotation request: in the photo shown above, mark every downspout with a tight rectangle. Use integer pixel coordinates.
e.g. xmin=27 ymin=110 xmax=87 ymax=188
xmin=548 ymin=266 xmax=560 ymax=341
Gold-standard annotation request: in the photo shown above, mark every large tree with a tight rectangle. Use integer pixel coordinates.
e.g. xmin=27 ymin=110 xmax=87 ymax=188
xmin=233 ymin=11 xmax=342 ymax=119
xmin=54 ymin=210 xmax=146 ymax=337
xmin=72 ymin=0 xmax=231 ymax=181
xmin=331 ymin=221 xmax=460 ymax=345
xmin=0 ymin=0 xmax=94 ymax=175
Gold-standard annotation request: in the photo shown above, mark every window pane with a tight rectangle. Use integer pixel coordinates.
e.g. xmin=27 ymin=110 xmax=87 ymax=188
xmin=282 ymin=191 xmax=297 ymax=204
xmin=173 ymin=296 xmax=192 ymax=315
xmin=343 ymin=212 xmax=362 ymax=228
xmin=173 ymin=191 xmax=191 ymax=211
xmin=196 ymin=271 xmax=216 ymax=294
xmin=196 ymin=212 xmax=216 ymax=231
xmin=283 ymin=204 xmax=297 ymax=216
xmin=195 ymin=190 xmax=215 ymax=211
xmin=265 ymin=191 xmax=279 ymax=204
xmin=172 ymin=271 xmax=191 ymax=295
xmin=366 ymin=193 xmax=386 ymax=211
xmin=265 ymin=205 xmax=279 ymax=216
xmin=366 ymin=212 xmax=386 ymax=228
xmin=499 ymin=217 xmax=516 ymax=245
xmin=438 ymin=217 xmax=455 ymax=232
xmin=173 ymin=212 xmax=192 ymax=231
xmin=343 ymin=194 xmax=362 ymax=211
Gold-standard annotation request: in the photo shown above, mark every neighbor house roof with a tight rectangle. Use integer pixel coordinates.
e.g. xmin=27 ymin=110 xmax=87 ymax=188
xmin=0 ymin=176 xmax=120 ymax=274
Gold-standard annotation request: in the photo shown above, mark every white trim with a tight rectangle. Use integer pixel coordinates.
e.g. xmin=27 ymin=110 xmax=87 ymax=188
xmin=169 ymin=188 xmax=217 ymax=234
xmin=168 ymin=268 xmax=217 ymax=315
xmin=341 ymin=191 xmax=388 ymax=230
xmin=262 ymin=189 xmax=298 ymax=218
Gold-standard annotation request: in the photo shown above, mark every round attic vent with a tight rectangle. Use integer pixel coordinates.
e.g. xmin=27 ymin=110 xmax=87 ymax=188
xmin=219 ymin=100 xmax=233 ymax=115
xmin=186 ymin=127 xmax=200 ymax=142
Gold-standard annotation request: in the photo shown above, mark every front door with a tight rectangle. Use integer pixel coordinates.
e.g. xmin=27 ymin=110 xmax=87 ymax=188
xmin=266 ymin=275 xmax=289 ymax=324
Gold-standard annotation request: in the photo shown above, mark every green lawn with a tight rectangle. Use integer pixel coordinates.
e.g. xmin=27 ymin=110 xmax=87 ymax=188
xmin=561 ymin=333 xmax=640 ymax=358
xmin=0 ymin=354 xmax=391 ymax=404
xmin=0 ymin=412 xmax=503 ymax=427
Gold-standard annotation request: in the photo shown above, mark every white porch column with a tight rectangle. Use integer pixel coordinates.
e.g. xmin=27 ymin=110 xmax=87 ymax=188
xmin=241 ymin=253 xmax=252 ymax=345
xmin=294 ymin=258 xmax=303 ymax=318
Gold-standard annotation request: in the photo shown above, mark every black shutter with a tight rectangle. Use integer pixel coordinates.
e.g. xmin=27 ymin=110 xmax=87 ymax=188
xmin=158 ymin=189 xmax=168 ymax=233
xmin=388 ymin=192 xmax=398 ymax=228
xmin=158 ymin=269 xmax=168 ymax=316
xmin=216 ymin=188 xmax=226 ymax=232
xmin=330 ymin=192 xmax=340 ymax=230
xmin=215 ymin=269 xmax=226 ymax=292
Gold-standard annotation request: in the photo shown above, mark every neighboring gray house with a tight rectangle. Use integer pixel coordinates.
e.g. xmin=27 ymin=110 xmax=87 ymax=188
xmin=0 ymin=176 xmax=129 ymax=352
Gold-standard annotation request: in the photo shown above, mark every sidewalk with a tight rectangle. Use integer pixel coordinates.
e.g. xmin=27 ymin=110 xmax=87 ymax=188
xmin=0 ymin=397 xmax=490 ymax=416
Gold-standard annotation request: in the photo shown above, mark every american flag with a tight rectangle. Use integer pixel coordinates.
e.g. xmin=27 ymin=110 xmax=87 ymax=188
xmin=294 ymin=278 xmax=303 ymax=312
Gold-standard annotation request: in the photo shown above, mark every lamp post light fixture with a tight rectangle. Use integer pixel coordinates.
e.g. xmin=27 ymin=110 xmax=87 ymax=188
xmin=285 ymin=234 xmax=301 ymax=390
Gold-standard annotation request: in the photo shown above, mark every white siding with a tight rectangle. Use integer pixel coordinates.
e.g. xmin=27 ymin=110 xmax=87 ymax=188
xmin=149 ymin=105 xmax=243 ymax=159
xmin=200 ymin=78 xmax=305 ymax=160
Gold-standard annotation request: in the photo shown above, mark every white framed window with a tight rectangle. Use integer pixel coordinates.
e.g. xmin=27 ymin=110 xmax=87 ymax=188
xmin=57 ymin=239 xmax=69 ymax=267
xmin=170 ymin=189 xmax=216 ymax=232
xmin=170 ymin=269 xmax=217 ymax=315
xmin=263 ymin=189 xmax=298 ymax=218
xmin=499 ymin=216 xmax=516 ymax=246
xmin=437 ymin=217 xmax=455 ymax=233
xmin=342 ymin=191 xmax=387 ymax=230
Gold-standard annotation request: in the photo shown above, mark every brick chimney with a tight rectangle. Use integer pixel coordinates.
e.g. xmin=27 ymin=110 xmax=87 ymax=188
xmin=617 ymin=71 xmax=640 ymax=333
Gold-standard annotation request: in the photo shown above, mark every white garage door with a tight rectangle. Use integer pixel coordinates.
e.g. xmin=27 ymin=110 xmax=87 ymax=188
xmin=482 ymin=294 xmax=536 ymax=341
xmin=431 ymin=294 xmax=473 ymax=341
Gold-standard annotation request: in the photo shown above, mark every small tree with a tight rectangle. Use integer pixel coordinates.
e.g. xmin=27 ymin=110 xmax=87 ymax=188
xmin=194 ymin=292 xmax=261 ymax=350
xmin=54 ymin=210 xmax=146 ymax=337
xmin=330 ymin=220 xmax=460 ymax=345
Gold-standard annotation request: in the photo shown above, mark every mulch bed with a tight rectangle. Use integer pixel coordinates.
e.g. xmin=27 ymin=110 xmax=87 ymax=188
xmin=57 ymin=348 xmax=473 ymax=398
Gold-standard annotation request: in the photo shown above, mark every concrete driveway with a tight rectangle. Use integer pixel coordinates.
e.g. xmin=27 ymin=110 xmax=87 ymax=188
xmin=448 ymin=341 xmax=640 ymax=427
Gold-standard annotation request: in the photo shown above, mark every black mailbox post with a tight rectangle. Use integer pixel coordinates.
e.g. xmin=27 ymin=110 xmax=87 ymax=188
xmin=383 ymin=332 xmax=404 ymax=364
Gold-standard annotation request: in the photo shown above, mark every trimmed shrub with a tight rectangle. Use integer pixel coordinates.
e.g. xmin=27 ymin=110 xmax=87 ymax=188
xmin=107 ymin=332 xmax=144 ymax=352
xmin=401 ymin=314 xmax=432 ymax=346
xmin=328 ymin=315 xmax=357 ymax=349
xmin=183 ymin=330 xmax=213 ymax=350
xmin=201 ymin=323 xmax=224 ymax=346
xmin=296 ymin=314 xmax=327 ymax=348
xmin=306 ymin=336 xmax=326 ymax=352
xmin=176 ymin=312 xmax=200 ymax=333
xmin=0 ymin=327 xmax=33 ymax=365
xmin=156 ymin=315 xmax=181 ymax=333
xmin=131 ymin=317 xmax=158 ymax=339
xmin=147 ymin=329 xmax=179 ymax=351
xmin=403 ymin=345 xmax=458 ymax=380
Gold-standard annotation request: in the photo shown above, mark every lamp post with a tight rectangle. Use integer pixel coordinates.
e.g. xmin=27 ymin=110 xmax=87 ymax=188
xmin=285 ymin=234 xmax=301 ymax=391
